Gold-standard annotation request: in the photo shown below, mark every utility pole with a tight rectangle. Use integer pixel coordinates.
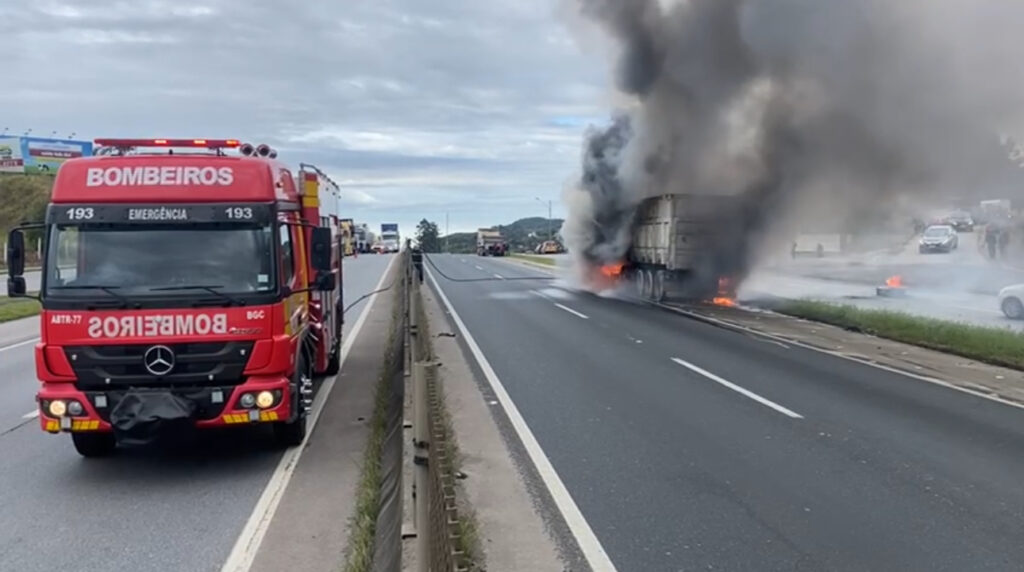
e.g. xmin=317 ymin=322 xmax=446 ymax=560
xmin=445 ymin=211 xmax=450 ymax=253
xmin=535 ymin=197 xmax=553 ymax=240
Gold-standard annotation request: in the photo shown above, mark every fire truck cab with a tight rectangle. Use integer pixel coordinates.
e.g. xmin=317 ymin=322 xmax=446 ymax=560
xmin=5 ymin=138 xmax=343 ymax=457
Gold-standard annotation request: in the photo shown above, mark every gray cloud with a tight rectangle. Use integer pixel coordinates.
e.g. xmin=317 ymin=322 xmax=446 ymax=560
xmin=3 ymin=0 xmax=606 ymax=233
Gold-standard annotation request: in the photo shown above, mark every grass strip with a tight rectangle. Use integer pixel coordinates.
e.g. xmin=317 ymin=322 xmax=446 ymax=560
xmin=776 ymin=299 xmax=1024 ymax=370
xmin=509 ymin=253 xmax=556 ymax=266
xmin=342 ymin=285 xmax=403 ymax=572
xmin=0 ymin=296 xmax=41 ymax=323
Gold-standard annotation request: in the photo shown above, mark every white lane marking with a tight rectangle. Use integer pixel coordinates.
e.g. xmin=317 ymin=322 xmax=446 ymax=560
xmin=426 ymin=266 xmax=618 ymax=571
xmin=474 ymin=265 xmax=484 ymax=271
xmin=671 ymin=357 xmax=803 ymax=419
xmin=22 ymin=410 xmax=39 ymax=419
xmin=494 ymin=273 xmax=505 ymax=280
xmin=460 ymin=258 xmax=467 ymax=263
xmin=0 ymin=337 xmax=39 ymax=353
xmin=658 ymin=302 xmax=1024 ymax=412
xmin=222 ymin=254 xmax=398 ymax=572
xmin=555 ymin=303 xmax=589 ymax=320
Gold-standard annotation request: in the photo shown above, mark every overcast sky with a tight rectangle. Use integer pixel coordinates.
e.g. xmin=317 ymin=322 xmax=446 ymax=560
xmin=3 ymin=0 xmax=613 ymax=236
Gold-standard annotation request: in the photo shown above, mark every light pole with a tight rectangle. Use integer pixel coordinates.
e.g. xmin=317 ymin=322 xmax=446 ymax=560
xmin=535 ymin=197 xmax=553 ymax=241
xmin=445 ymin=211 xmax=450 ymax=253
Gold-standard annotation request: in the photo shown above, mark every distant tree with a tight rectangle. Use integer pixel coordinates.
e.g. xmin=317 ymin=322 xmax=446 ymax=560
xmin=415 ymin=218 xmax=441 ymax=252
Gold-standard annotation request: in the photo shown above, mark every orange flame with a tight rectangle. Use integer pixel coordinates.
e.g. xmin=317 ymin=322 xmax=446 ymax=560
xmin=885 ymin=275 xmax=903 ymax=288
xmin=600 ymin=262 xmax=624 ymax=278
xmin=710 ymin=276 xmax=737 ymax=307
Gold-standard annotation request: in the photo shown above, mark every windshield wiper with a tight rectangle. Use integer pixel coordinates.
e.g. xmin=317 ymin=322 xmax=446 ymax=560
xmin=149 ymin=285 xmax=245 ymax=306
xmin=50 ymin=285 xmax=133 ymax=308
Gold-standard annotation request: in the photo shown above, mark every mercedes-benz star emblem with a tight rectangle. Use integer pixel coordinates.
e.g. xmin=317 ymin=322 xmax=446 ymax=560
xmin=143 ymin=345 xmax=175 ymax=376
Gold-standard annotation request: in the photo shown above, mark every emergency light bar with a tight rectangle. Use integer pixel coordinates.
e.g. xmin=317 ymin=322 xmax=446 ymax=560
xmin=94 ymin=138 xmax=241 ymax=149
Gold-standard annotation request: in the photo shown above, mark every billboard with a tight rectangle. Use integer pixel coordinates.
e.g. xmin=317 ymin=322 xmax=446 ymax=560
xmin=0 ymin=136 xmax=93 ymax=174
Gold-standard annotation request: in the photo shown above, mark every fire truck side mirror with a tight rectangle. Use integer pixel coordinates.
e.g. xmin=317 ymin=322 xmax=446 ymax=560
xmin=315 ymin=271 xmax=337 ymax=292
xmin=6 ymin=229 xmax=25 ymax=277
xmin=7 ymin=276 xmax=26 ymax=298
xmin=309 ymin=227 xmax=332 ymax=272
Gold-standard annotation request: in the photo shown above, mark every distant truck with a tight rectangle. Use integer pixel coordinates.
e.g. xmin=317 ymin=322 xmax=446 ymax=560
xmin=476 ymin=228 xmax=507 ymax=256
xmin=623 ymin=193 xmax=745 ymax=302
xmin=339 ymin=218 xmax=354 ymax=256
xmin=380 ymin=223 xmax=400 ymax=253
xmin=354 ymin=223 xmax=370 ymax=253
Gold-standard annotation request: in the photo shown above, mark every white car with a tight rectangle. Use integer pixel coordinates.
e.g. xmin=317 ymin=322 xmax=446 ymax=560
xmin=997 ymin=284 xmax=1024 ymax=319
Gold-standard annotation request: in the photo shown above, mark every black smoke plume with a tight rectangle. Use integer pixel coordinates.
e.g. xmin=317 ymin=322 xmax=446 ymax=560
xmin=562 ymin=0 xmax=1024 ymax=286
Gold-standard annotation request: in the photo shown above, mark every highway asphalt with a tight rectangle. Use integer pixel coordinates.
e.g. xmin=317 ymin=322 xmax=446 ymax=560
xmin=0 ymin=253 xmax=394 ymax=572
xmin=427 ymin=253 xmax=1024 ymax=572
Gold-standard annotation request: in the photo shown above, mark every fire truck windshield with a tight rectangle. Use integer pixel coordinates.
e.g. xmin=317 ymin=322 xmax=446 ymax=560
xmin=44 ymin=223 xmax=275 ymax=299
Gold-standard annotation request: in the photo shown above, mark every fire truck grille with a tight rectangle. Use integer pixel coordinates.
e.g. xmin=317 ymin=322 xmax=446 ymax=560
xmin=64 ymin=341 xmax=255 ymax=390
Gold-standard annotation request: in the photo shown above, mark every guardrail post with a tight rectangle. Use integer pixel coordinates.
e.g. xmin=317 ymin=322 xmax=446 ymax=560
xmin=413 ymin=361 xmax=431 ymax=572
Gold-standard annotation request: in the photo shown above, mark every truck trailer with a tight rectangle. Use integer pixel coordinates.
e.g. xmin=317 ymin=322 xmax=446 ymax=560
xmin=623 ymin=193 xmax=745 ymax=302
xmin=5 ymin=138 xmax=344 ymax=456
xmin=476 ymin=228 xmax=507 ymax=256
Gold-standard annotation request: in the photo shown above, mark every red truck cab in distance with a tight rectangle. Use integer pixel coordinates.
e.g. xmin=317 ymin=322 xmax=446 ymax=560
xmin=5 ymin=138 xmax=343 ymax=457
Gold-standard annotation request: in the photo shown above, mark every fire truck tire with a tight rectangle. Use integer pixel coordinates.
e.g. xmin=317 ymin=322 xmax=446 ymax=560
xmin=72 ymin=432 xmax=117 ymax=457
xmin=274 ymin=354 xmax=310 ymax=447
xmin=324 ymin=336 xmax=342 ymax=376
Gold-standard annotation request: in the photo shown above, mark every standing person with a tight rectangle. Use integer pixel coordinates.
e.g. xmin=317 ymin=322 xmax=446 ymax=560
xmin=999 ymin=226 xmax=1010 ymax=258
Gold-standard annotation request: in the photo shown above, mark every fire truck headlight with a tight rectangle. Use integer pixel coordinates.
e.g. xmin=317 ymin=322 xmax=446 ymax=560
xmin=67 ymin=401 xmax=84 ymax=416
xmin=48 ymin=400 xmax=67 ymax=417
xmin=239 ymin=393 xmax=256 ymax=409
xmin=256 ymin=391 xmax=275 ymax=409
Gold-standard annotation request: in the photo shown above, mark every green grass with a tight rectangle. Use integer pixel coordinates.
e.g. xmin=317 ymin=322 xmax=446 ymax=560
xmin=342 ymin=287 xmax=402 ymax=572
xmin=0 ymin=295 xmax=41 ymax=323
xmin=777 ymin=299 xmax=1024 ymax=370
xmin=510 ymin=253 xmax=556 ymax=266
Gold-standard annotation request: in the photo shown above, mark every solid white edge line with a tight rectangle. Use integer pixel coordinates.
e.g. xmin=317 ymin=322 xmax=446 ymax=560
xmin=22 ymin=410 xmax=39 ymax=419
xmin=221 ymin=254 xmax=398 ymax=572
xmin=0 ymin=337 xmax=39 ymax=353
xmin=671 ymin=357 xmax=803 ymax=419
xmin=425 ymin=264 xmax=618 ymax=571
xmin=554 ymin=303 xmax=589 ymax=320
xmin=658 ymin=302 xmax=1024 ymax=413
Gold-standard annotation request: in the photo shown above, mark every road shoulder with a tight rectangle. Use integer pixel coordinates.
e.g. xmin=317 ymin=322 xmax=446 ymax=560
xmin=249 ymin=273 xmax=398 ymax=572
xmin=673 ymin=303 xmax=1024 ymax=405
xmin=419 ymin=278 xmax=569 ymax=571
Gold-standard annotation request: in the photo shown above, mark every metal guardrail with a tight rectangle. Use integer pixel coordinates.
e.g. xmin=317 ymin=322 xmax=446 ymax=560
xmin=404 ymin=247 xmax=470 ymax=572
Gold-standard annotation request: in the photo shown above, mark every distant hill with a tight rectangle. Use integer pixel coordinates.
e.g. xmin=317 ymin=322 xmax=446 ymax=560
xmin=440 ymin=216 xmax=565 ymax=254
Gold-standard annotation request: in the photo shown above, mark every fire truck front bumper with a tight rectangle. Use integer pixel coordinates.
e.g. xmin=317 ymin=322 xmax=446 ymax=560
xmin=36 ymin=377 xmax=295 ymax=441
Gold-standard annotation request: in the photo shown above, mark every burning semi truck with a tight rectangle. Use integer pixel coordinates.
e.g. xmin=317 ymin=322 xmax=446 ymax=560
xmin=586 ymin=193 xmax=745 ymax=303
xmin=5 ymin=138 xmax=344 ymax=457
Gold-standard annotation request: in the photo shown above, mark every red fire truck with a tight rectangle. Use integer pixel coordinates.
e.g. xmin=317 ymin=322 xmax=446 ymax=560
xmin=5 ymin=138 xmax=343 ymax=456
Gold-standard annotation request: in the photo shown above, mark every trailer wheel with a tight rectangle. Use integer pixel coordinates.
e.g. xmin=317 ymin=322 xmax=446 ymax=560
xmin=641 ymin=269 xmax=655 ymax=300
xmin=72 ymin=432 xmax=117 ymax=458
xmin=634 ymin=269 xmax=647 ymax=299
xmin=653 ymin=270 xmax=666 ymax=303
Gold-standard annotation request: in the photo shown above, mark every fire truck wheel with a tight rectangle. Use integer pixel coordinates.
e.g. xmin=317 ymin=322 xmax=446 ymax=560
xmin=72 ymin=432 xmax=117 ymax=458
xmin=324 ymin=338 xmax=342 ymax=376
xmin=274 ymin=355 xmax=310 ymax=447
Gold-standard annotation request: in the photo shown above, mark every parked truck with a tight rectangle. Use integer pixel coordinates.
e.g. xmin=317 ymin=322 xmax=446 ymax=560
xmin=380 ymin=223 xmax=400 ymax=253
xmin=476 ymin=228 xmax=507 ymax=256
xmin=623 ymin=193 xmax=745 ymax=302
xmin=5 ymin=138 xmax=344 ymax=457
xmin=339 ymin=218 xmax=354 ymax=256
